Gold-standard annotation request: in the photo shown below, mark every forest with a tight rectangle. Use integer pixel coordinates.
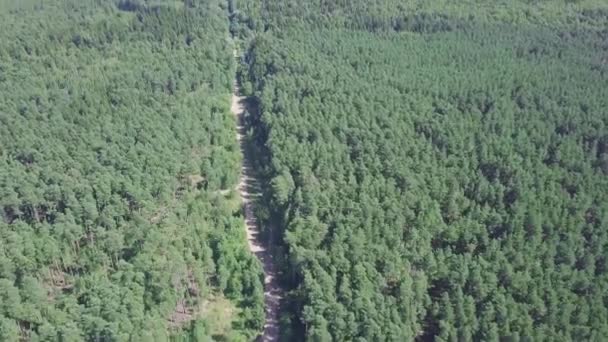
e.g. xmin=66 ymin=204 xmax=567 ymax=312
xmin=234 ymin=0 xmax=608 ymax=341
xmin=0 ymin=0 xmax=264 ymax=340
xmin=2 ymin=0 xmax=608 ymax=341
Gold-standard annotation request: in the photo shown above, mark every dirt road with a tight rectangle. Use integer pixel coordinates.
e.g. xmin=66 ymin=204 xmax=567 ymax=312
xmin=231 ymin=70 xmax=281 ymax=341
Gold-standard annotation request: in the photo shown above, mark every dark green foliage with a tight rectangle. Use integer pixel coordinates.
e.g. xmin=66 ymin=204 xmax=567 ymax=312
xmin=0 ymin=0 xmax=263 ymax=340
xmin=238 ymin=1 xmax=608 ymax=341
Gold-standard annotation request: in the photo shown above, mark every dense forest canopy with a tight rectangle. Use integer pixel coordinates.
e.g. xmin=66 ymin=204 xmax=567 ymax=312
xmin=235 ymin=0 xmax=608 ymax=341
xmin=0 ymin=0 xmax=264 ymax=340
xmin=2 ymin=0 xmax=608 ymax=340
xmin=232 ymin=0 xmax=608 ymax=37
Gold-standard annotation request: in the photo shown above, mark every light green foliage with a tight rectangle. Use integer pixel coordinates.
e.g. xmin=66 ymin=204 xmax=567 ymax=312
xmin=0 ymin=0 xmax=263 ymax=340
xmin=238 ymin=1 xmax=608 ymax=341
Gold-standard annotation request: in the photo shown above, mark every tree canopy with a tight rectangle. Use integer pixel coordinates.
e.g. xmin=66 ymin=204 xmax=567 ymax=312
xmin=236 ymin=0 xmax=608 ymax=340
xmin=0 ymin=0 xmax=263 ymax=340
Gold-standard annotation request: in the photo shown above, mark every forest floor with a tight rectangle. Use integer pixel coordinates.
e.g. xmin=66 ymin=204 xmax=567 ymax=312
xmin=231 ymin=55 xmax=282 ymax=342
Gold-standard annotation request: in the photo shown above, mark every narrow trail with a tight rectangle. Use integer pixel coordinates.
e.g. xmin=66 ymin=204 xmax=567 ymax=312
xmin=230 ymin=51 xmax=281 ymax=342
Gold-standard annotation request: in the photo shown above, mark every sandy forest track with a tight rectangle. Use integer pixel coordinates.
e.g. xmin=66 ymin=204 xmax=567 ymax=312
xmin=231 ymin=63 xmax=281 ymax=341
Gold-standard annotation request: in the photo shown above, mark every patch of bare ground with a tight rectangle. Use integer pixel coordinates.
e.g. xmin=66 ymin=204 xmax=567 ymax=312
xmin=168 ymin=269 xmax=200 ymax=329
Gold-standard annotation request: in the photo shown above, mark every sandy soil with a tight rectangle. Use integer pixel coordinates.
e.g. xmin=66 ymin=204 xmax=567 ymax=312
xmin=231 ymin=75 xmax=281 ymax=341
